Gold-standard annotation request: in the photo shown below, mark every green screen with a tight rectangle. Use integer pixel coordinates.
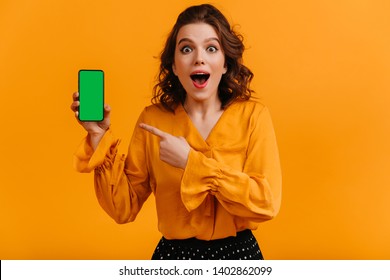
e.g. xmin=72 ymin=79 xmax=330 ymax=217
xmin=78 ymin=70 xmax=104 ymax=121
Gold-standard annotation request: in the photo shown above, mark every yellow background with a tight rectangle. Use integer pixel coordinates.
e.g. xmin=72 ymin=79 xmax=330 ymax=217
xmin=1 ymin=0 xmax=389 ymax=259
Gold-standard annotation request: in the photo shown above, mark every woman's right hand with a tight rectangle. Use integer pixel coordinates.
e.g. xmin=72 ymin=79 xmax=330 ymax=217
xmin=70 ymin=91 xmax=111 ymax=150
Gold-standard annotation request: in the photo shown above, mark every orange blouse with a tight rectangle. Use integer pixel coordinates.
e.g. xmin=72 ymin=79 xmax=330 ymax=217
xmin=74 ymin=100 xmax=282 ymax=240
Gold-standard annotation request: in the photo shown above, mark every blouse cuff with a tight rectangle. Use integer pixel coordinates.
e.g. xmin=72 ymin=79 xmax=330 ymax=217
xmin=73 ymin=129 xmax=119 ymax=173
xmin=181 ymin=149 xmax=221 ymax=212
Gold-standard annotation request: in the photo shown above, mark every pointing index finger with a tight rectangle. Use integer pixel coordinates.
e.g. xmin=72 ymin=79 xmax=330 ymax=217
xmin=139 ymin=123 xmax=167 ymax=138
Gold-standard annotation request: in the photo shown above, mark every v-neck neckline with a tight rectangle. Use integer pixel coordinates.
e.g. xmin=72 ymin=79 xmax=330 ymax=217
xmin=177 ymin=102 xmax=231 ymax=145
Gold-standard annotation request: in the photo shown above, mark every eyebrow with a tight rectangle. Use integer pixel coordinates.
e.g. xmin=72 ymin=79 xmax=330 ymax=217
xmin=177 ymin=37 xmax=221 ymax=45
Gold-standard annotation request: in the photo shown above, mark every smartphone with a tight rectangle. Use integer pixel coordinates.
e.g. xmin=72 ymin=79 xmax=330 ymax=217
xmin=78 ymin=69 xmax=104 ymax=122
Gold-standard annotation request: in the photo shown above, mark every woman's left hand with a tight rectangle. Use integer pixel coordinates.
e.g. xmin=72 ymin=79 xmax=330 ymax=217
xmin=139 ymin=123 xmax=191 ymax=169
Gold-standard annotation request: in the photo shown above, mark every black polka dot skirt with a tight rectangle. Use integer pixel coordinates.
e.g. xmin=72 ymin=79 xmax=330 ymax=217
xmin=151 ymin=230 xmax=264 ymax=260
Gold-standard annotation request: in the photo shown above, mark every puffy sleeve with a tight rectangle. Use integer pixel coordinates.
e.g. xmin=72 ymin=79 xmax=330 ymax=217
xmin=180 ymin=106 xmax=282 ymax=222
xmin=73 ymin=111 xmax=152 ymax=224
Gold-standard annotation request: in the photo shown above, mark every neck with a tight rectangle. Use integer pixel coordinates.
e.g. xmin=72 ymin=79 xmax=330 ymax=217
xmin=183 ymin=96 xmax=222 ymax=118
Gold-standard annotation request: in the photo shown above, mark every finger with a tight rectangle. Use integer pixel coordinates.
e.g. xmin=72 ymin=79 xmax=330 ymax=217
xmin=70 ymin=101 xmax=80 ymax=112
xmin=139 ymin=123 xmax=168 ymax=138
xmin=72 ymin=91 xmax=79 ymax=101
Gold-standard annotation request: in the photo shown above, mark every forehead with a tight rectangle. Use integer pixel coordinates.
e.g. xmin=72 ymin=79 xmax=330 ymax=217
xmin=176 ymin=23 xmax=219 ymax=43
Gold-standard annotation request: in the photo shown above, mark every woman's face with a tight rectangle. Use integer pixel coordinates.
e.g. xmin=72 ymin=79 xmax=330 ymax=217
xmin=173 ymin=23 xmax=227 ymax=105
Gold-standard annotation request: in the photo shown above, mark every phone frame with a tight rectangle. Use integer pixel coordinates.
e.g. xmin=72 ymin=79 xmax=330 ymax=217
xmin=78 ymin=69 xmax=104 ymax=122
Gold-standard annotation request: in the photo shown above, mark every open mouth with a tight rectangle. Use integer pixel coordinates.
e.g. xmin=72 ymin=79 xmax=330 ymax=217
xmin=190 ymin=73 xmax=210 ymax=87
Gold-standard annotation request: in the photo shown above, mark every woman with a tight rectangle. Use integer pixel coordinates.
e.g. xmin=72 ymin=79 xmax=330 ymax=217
xmin=71 ymin=4 xmax=282 ymax=260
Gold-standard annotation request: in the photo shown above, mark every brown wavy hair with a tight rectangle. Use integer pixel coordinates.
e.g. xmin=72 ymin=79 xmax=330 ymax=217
xmin=152 ymin=4 xmax=254 ymax=112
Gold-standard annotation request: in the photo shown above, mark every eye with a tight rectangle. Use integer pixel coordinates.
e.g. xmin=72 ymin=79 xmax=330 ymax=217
xmin=180 ymin=46 xmax=192 ymax=53
xmin=207 ymin=46 xmax=218 ymax=53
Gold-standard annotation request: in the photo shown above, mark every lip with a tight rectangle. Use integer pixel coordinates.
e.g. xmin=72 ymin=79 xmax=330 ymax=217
xmin=192 ymin=79 xmax=208 ymax=89
xmin=190 ymin=70 xmax=210 ymax=75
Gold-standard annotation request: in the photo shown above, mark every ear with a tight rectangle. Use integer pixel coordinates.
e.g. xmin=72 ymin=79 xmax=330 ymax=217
xmin=223 ymin=64 xmax=227 ymax=74
xmin=172 ymin=63 xmax=177 ymax=76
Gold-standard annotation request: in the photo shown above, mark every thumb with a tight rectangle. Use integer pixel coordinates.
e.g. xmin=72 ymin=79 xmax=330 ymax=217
xmin=98 ymin=104 xmax=111 ymax=131
xmin=104 ymin=104 xmax=111 ymax=118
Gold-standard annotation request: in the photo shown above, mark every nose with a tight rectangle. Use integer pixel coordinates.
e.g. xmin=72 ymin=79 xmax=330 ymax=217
xmin=195 ymin=59 xmax=205 ymax=65
xmin=194 ymin=51 xmax=205 ymax=65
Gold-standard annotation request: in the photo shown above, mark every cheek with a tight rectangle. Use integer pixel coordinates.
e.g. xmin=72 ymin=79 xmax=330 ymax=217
xmin=173 ymin=61 xmax=191 ymax=79
xmin=211 ymin=55 xmax=226 ymax=71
